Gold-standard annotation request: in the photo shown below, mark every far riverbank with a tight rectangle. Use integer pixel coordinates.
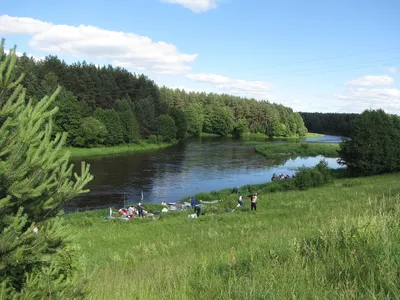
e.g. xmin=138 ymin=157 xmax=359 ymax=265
xmin=67 ymin=132 xmax=325 ymax=158
xmin=65 ymin=141 xmax=176 ymax=158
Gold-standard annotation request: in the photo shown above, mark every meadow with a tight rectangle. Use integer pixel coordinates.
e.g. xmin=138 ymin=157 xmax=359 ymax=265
xmin=64 ymin=173 xmax=400 ymax=299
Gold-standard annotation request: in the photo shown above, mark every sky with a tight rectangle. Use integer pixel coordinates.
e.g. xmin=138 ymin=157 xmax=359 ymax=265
xmin=1 ymin=0 xmax=400 ymax=113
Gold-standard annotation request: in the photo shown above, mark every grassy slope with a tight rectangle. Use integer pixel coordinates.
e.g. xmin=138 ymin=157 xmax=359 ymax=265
xmin=64 ymin=142 xmax=175 ymax=158
xmin=65 ymin=173 xmax=400 ymax=299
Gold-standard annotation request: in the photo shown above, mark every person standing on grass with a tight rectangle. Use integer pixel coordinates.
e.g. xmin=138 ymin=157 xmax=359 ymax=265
xmin=195 ymin=204 xmax=201 ymax=217
xmin=251 ymin=193 xmax=258 ymax=211
xmin=138 ymin=202 xmax=144 ymax=217
xmin=238 ymin=195 xmax=244 ymax=207
xmin=191 ymin=196 xmax=197 ymax=212
xmin=232 ymin=194 xmax=244 ymax=212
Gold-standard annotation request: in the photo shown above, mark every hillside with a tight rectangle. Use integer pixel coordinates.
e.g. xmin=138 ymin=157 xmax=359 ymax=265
xmin=65 ymin=173 xmax=400 ymax=299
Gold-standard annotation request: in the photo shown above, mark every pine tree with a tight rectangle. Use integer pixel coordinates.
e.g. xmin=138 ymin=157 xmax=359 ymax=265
xmin=0 ymin=40 xmax=93 ymax=298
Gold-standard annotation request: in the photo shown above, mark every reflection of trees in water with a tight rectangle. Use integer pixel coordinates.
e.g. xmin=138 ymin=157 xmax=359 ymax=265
xmin=68 ymin=143 xmax=187 ymax=207
xmin=180 ymin=137 xmax=264 ymax=172
xmin=67 ymin=137 xmax=337 ymax=208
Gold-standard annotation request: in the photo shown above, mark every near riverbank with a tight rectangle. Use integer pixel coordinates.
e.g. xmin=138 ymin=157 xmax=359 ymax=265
xmin=65 ymin=172 xmax=400 ymax=299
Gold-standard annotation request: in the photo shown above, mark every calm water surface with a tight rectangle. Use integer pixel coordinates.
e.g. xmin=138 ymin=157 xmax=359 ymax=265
xmin=68 ymin=135 xmax=343 ymax=209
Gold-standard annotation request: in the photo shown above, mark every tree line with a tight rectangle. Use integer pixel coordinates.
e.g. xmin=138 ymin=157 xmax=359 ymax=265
xmin=11 ymin=53 xmax=308 ymax=148
xmin=339 ymin=109 xmax=400 ymax=176
xmin=299 ymin=112 xmax=359 ymax=137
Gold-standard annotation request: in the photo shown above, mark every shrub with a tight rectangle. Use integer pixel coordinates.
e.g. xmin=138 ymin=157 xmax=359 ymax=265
xmin=147 ymin=135 xmax=159 ymax=144
xmin=294 ymin=160 xmax=332 ymax=190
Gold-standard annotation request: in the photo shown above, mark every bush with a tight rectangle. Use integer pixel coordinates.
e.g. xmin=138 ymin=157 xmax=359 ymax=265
xmin=300 ymin=143 xmax=309 ymax=149
xmin=294 ymin=160 xmax=332 ymax=190
xmin=147 ymin=135 xmax=159 ymax=144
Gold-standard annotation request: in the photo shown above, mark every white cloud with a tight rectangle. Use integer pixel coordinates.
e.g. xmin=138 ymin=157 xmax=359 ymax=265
xmin=0 ymin=15 xmax=52 ymax=34
xmin=345 ymin=75 xmax=394 ymax=87
xmin=335 ymin=74 xmax=400 ymax=113
xmin=161 ymin=0 xmax=219 ymax=12
xmin=384 ymin=66 xmax=398 ymax=74
xmin=0 ymin=14 xmax=198 ymax=74
xmin=186 ymin=73 xmax=273 ymax=98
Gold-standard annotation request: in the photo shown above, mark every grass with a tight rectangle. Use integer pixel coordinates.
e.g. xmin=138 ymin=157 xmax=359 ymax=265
xmin=65 ymin=173 xmax=400 ymax=299
xmin=199 ymin=132 xmax=221 ymax=137
xmin=63 ymin=141 xmax=175 ymax=158
xmin=251 ymin=141 xmax=340 ymax=159
xmin=304 ymin=132 xmax=324 ymax=138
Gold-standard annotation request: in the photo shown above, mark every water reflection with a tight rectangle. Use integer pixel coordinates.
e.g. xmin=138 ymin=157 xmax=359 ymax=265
xmin=68 ymin=136 xmax=342 ymax=208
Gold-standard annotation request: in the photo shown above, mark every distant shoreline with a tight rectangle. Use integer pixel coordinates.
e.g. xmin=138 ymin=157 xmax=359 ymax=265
xmin=65 ymin=132 xmax=325 ymax=158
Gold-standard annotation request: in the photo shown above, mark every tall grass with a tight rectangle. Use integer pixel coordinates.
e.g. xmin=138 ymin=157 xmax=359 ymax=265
xmin=64 ymin=173 xmax=400 ymax=299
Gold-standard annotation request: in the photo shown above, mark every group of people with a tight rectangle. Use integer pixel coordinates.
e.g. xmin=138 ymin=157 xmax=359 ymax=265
xmin=271 ymin=173 xmax=294 ymax=181
xmin=118 ymin=202 xmax=145 ymax=218
xmin=236 ymin=192 xmax=258 ymax=211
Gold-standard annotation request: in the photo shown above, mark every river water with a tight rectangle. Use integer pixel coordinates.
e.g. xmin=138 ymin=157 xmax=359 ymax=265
xmin=68 ymin=135 xmax=343 ymax=209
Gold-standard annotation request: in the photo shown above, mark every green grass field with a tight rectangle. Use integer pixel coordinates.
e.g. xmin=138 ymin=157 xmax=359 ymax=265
xmin=64 ymin=142 xmax=175 ymax=158
xmin=65 ymin=173 xmax=400 ymax=299
xmin=251 ymin=141 xmax=340 ymax=159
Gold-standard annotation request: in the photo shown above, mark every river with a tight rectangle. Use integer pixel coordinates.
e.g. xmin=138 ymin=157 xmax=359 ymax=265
xmin=67 ymin=135 xmax=343 ymax=209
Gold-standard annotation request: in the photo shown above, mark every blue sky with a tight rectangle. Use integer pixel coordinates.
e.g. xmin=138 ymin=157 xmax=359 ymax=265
xmin=1 ymin=0 xmax=400 ymax=113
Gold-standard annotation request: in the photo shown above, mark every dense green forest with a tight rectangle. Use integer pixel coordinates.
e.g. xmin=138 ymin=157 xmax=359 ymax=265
xmin=339 ymin=109 xmax=400 ymax=176
xmin=11 ymin=52 xmax=308 ymax=147
xmin=299 ymin=112 xmax=359 ymax=137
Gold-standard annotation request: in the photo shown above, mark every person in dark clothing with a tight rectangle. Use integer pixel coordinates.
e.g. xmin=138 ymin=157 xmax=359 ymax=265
xmin=194 ymin=204 xmax=201 ymax=217
xmin=138 ymin=202 xmax=144 ymax=217
xmin=191 ymin=196 xmax=197 ymax=212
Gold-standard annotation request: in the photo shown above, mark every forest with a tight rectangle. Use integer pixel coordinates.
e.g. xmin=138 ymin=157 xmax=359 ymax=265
xmin=299 ymin=112 xmax=359 ymax=137
xmin=10 ymin=53 xmax=308 ymax=148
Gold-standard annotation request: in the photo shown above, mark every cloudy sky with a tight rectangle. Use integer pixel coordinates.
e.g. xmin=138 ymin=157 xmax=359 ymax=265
xmin=1 ymin=0 xmax=400 ymax=113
